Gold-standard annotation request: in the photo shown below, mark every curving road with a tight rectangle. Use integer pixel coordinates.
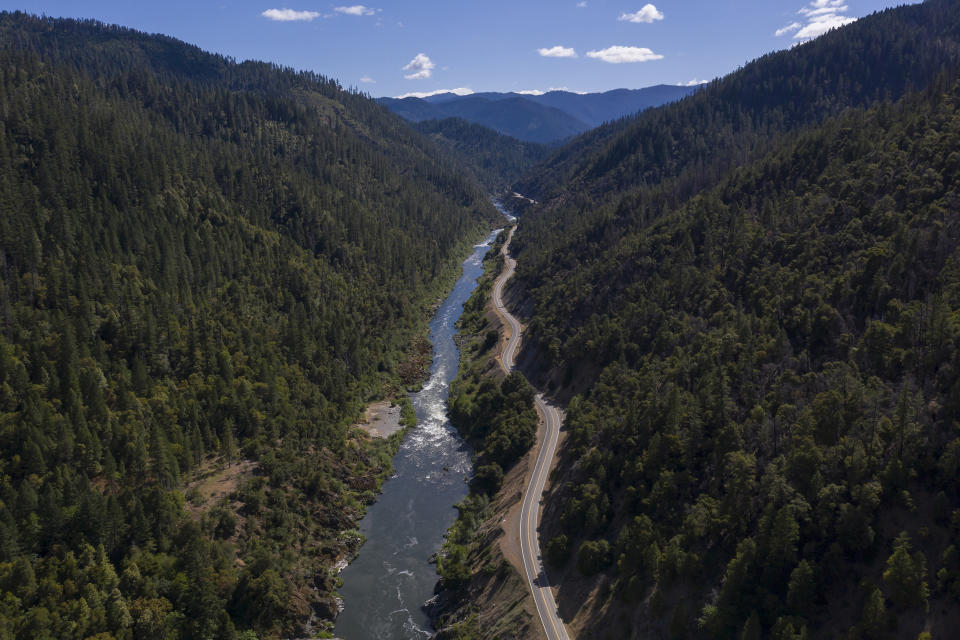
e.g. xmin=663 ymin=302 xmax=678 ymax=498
xmin=492 ymin=227 xmax=522 ymax=373
xmin=491 ymin=226 xmax=570 ymax=640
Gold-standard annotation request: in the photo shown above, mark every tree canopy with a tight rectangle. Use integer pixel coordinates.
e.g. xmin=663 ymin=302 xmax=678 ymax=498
xmin=501 ymin=1 xmax=960 ymax=637
xmin=0 ymin=11 xmax=498 ymax=639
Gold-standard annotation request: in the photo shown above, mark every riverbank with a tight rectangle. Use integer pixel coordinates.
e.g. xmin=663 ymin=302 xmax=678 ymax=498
xmin=333 ymin=230 xmax=501 ymax=639
xmin=429 ymin=228 xmax=542 ymax=640
xmin=352 ymin=399 xmax=415 ymax=440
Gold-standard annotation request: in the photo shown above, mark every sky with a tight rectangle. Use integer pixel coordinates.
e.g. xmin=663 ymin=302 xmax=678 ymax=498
xmin=2 ymin=0 xmax=912 ymax=98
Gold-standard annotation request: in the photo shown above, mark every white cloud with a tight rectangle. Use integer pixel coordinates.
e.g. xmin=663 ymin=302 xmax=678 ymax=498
xmin=395 ymin=87 xmax=474 ymax=99
xmin=800 ymin=0 xmax=849 ymax=16
xmin=777 ymin=1 xmax=857 ymax=41
xmin=677 ymin=78 xmax=709 ymax=86
xmin=577 ymin=1 xmax=587 ymax=6
xmin=775 ymin=22 xmax=801 ymax=36
xmin=359 ymin=76 xmax=375 ymax=83
xmin=537 ymin=45 xmax=577 ymax=58
xmin=586 ymin=45 xmax=663 ymax=64
xmin=795 ymin=12 xmax=856 ymax=39
xmin=334 ymin=5 xmax=377 ymax=16
xmin=261 ymin=8 xmax=321 ymax=21
xmin=517 ymin=89 xmax=546 ymax=95
xmin=403 ymin=53 xmax=435 ymax=80
xmin=619 ymin=4 xmax=664 ymax=23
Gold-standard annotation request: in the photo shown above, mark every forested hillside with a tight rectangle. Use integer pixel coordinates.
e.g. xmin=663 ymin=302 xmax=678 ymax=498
xmin=414 ymin=118 xmax=549 ymax=194
xmin=539 ymin=78 xmax=960 ymax=640
xmin=381 ymin=86 xmax=697 ymax=145
xmin=502 ymin=0 xmax=960 ymax=637
xmin=512 ymin=0 xmax=960 ymax=259
xmin=0 ymin=12 xmax=498 ymax=640
xmin=380 ymin=95 xmax=589 ymax=144
xmin=520 ymin=85 xmax=696 ymax=130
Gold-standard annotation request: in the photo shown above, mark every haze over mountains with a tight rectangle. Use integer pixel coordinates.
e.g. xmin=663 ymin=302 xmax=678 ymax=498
xmin=378 ymin=85 xmax=697 ymax=143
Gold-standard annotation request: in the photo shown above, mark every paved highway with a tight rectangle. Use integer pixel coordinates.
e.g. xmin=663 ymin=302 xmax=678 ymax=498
xmin=493 ymin=227 xmax=522 ymax=372
xmin=491 ymin=226 xmax=571 ymax=640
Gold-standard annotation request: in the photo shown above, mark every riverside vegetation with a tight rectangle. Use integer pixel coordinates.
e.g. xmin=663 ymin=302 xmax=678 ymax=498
xmin=432 ymin=229 xmax=540 ymax=639
xmin=0 ymin=12 xmax=501 ymax=640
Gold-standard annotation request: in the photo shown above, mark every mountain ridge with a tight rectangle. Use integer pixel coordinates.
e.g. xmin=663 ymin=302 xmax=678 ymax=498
xmin=512 ymin=0 xmax=960 ymax=216
xmin=379 ymin=85 xmax=696 ymax=143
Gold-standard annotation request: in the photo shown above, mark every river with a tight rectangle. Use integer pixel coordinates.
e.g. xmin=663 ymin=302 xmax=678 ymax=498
xmin=334 ymin=229 xmax=501 ymax=640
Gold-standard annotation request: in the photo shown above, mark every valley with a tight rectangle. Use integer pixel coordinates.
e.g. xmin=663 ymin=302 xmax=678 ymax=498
xmin=3 ymin=1 xmax=960 ymax=639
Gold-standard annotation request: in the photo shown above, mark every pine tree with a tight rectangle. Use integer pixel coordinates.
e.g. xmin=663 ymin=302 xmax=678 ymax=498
xmin=860 ymin=584 xmax=887 ymax=640
xmin=882 ymin=532 xmax=930 ymax=610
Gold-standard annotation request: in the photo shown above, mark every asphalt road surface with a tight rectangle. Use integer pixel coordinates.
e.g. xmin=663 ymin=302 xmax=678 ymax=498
xmin=492 ymin=226 xmax=571 ymax=640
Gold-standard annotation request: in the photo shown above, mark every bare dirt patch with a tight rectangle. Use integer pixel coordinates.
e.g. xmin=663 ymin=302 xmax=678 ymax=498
xmin=184 ymin=458 xmax=258 ymax=516
xmin=352 ymin=400 xmax=405 ymax=439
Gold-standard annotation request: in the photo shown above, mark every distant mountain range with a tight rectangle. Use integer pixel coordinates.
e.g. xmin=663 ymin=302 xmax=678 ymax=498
xmin=378 ymin=85 xmax=698 ymax=143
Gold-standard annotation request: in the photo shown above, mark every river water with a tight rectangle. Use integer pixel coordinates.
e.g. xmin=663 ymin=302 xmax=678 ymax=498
xmin=334 ymin=229 xmax=501 ymax=640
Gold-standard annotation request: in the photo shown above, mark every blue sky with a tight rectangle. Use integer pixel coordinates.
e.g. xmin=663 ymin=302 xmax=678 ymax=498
xmin=3 ymin=0 xmax=910 ymax=97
